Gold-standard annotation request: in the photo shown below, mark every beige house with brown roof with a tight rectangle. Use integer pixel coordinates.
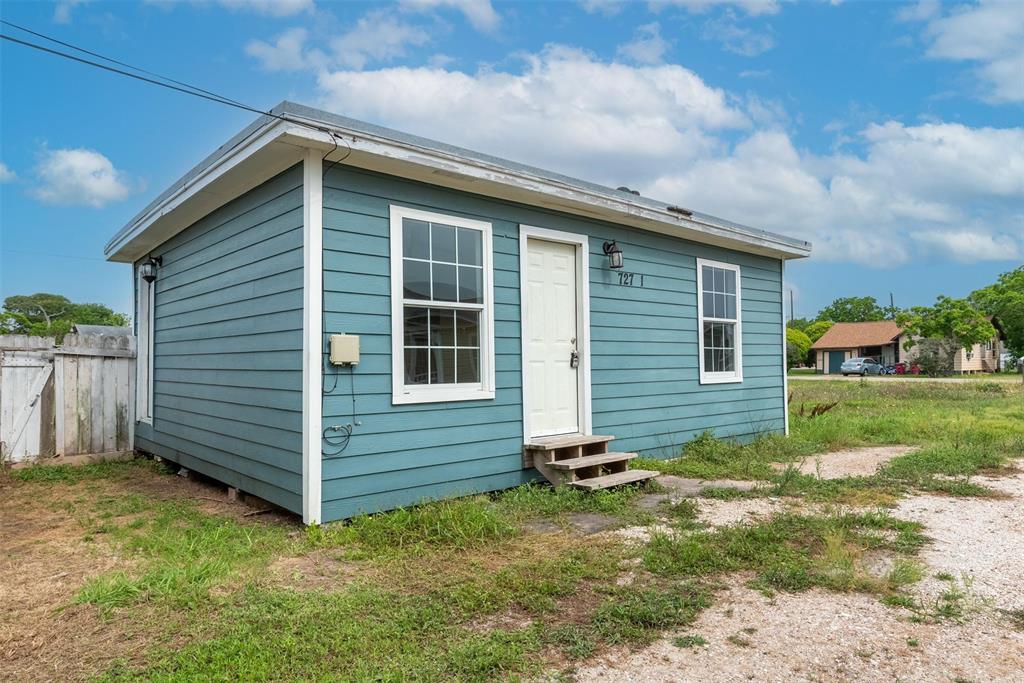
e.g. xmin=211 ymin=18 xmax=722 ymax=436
xmin=810 ymin=319 xmax=1005 ymax=374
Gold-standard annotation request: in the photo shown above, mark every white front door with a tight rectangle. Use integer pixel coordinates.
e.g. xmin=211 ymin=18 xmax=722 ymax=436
xmin=525 ymin=237 xmax=579 ymax=437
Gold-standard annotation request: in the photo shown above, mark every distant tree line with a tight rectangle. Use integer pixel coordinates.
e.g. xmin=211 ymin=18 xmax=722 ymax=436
xmin=0 ymin=293 xmax=130 ymax=343
xmin=787 ymin=266 xmax=1022 ymax=373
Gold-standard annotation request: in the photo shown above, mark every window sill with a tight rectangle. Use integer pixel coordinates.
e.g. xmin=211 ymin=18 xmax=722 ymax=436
xmin=392 ymin=387 xmax=496 ymax=405
xmin=699 ymin=373 xmax=743 ymax=385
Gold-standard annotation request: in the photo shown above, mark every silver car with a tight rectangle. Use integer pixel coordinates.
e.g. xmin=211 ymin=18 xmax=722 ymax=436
xmin=840 ymin=357 xmax=885 ymax=376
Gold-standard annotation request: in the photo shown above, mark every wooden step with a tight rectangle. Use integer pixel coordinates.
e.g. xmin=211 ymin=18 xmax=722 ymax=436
xmin=524 ymin=434 xmax=615 ymax=452
xmin=569 ymin=469 xmax=659 ymax=491
xmin=549 ymin=452 xmax=636 ymax=471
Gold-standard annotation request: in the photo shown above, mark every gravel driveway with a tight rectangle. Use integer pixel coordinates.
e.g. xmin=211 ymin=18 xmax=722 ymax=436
xmin=576 ymin=463 xmax=1024 ymax=683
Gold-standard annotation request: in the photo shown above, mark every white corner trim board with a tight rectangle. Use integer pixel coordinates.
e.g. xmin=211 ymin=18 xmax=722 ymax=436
xmin=302 ymin=149 xmax=324 ymax=525
xmin=781 ymin=259 xmax=789 ymax=436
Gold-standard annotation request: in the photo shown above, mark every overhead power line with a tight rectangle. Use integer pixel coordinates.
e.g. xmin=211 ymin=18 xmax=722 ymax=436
xmin=0 ymin=21 xmax=351 ymax=155
xmin=0 ymin=19 xmax=249 ymax=109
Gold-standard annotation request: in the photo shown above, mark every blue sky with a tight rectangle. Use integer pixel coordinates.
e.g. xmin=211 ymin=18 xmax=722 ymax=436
xmin=1 ymin=0 xmax=1021 ymax=319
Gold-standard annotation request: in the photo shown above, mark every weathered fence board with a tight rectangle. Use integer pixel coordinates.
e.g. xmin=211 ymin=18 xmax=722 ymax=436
xmin=1 ymin=329 xmax=135 ymax=464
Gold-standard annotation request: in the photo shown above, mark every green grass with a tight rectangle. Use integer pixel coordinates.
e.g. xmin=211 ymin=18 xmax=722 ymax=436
xmin=10 ymin=458 xmax=161 ymax=483
xmin=673 ymin=634 xmax=709 ymax=648
xmin=16 ymin=378 xmax=1023 ymax=680
xmin=76 ymin=499 xmax=295 ymax=609
xmin=642 ymin=510 xmax=926 ymax=596
xmin=635 ymin=380 xmax=1024 ymax=504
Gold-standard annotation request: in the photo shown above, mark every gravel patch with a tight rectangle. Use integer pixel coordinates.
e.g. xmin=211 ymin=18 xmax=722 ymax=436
xmin=575 ymin=462 xmax=1024 ymax=682
xmin=894 ymin=462 xmax=1024 ymax=611
xmin=772 ymin=445 xmax=917 ymax=479
xmin=576 ymin=583 xmax=1024 ymax=683
xmin=697 ymin=497 xmax=799 ymax=528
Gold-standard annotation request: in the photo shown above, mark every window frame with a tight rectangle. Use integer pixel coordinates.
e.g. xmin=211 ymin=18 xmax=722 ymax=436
xmin=389 ymin=205 xmax=496 ymax=405
xmin=696 ymin=257 xmax=744 ymax=385
xmin=136 ymin=267 xmax=155 ymax=424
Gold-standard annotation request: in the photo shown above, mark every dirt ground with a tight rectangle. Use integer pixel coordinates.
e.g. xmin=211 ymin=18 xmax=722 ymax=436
xmin=0 ymin=466 xmax=295 ymax=682
xmin=577 ymin=461 xmax=1024 ymax=683
xmin=772 ymin=445 xmax=917 ymax=479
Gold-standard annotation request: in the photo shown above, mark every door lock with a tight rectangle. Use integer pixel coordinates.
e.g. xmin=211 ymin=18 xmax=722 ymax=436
xmin=570 ymin=350 xmax=580 ymax=369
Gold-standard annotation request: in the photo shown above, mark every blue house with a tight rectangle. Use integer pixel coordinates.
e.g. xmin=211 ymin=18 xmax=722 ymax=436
xmin=105 ymin=102 xmax=811 ymax=524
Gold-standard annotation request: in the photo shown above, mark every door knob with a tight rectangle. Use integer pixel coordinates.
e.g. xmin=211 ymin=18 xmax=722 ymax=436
xmin=570 ymin=350 xmax=580 ymax=369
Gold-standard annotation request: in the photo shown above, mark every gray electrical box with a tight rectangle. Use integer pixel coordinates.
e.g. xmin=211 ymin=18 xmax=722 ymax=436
xmin=329 ymin=334 xmax=360 ymax=365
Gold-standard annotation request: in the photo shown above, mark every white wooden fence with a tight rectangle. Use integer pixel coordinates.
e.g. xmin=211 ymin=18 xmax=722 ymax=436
xmin=0 ymin=330 xmax=135 ymax=464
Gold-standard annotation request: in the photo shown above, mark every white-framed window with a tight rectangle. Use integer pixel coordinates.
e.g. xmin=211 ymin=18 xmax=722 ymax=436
xmin=136 ymin=269 xmax=154 ymax=423
xmin=696 ymin=258 xmax=743 ymax=384
xmin=390 ymin=205 xmax=495 ymax=404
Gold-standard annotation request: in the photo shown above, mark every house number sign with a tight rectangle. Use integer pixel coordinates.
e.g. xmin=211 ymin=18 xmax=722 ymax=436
xmin=616 ymin=271 xmax=645 ymax=287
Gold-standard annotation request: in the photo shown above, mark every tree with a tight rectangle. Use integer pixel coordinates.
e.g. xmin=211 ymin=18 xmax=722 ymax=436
xmin=786 ymin=327 xmax=812 ymax=369
xmin=787 ymin=317 xmax=811 ymax=332
xmin=816 ymin=296 xmax=886 ymax=323
xmin=1 ymin=293 xmax=130 ymax=341
xmin=896 ymin=296 xmax=996 ymax=376
xmin=804 ymin=320 xmax=833 ymax=343
xmin=970 ymin=266 xmax=1024 ymax=357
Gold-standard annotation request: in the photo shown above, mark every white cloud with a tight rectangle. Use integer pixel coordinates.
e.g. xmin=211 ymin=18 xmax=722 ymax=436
xmin=246 ymin=27 xmax=318 ymax=71
xmin=310 ymin=45 xmax=1021 ymax=267
xmin=616 ymin=23 xmax=671 ymax=65
xmin=217 ymin=0 xmax=313 ymax=16
xmin=911 ymin=230 xmax=1022 ymax=262
xmin=0 ymin=162 xmax=16 ymax=183
xmin=399 ymin=0 xmax=500 ymax=32
xmin=907 ymin=0 xmax=1024 ymax=103
xmin=652 ymin=0 xmax=781 ymax=17
xmin=331 ymin=11 xmax=431 ymax=69
xmin=702 ymin=12 xmax=775 ymax=55
xmin=316 ymin=45 xmax=748 ymax=186
xmin=579 ymin=0 xmax=626 ymax=16
xmin=31 ymin=148 xmax=131 ymax=208
xmin=53 ymin=0 xmax=89 ymax=24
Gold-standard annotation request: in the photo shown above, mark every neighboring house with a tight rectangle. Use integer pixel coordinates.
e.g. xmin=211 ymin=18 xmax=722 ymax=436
xmin=953 ymin=317 xmax=1005 ymax=374
xmin=810 ymin=321 xmax=903 ymax=373
xmin=810 ymin=319 xmax=1005 ymax=374
xmin=104 ymin=101 xmax=811 ymax=524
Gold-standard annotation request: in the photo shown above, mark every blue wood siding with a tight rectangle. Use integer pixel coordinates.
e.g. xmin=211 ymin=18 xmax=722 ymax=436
xmin=321 ymin=166 xmax=785 ymax=521
xmin=135 ymin=165 xmax=305 ymax=514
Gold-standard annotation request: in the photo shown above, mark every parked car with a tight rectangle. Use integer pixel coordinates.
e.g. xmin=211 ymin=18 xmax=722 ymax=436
xmin=840 ymin=357 xmax=885 ymax=376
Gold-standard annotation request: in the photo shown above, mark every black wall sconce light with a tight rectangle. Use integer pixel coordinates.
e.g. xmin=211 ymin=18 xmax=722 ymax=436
xmin=139 ymin=255 xmax=163 ymax=283
xmin=602 ymin=241 xmax=624 ymax=270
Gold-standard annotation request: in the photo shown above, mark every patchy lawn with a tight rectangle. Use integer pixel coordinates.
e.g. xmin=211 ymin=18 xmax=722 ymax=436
xmin=2 ymin=379 xmax=1022 ymax=681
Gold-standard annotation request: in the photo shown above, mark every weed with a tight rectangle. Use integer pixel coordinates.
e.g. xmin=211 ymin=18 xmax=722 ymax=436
xmin=12 ymin=459 xmax=157 ymax=483
xmin=727 ymin=634 xmax=752 ymax=647
xmin=673 ymin=635 xmax=708 ymax=648
xmin=998 ymin=608 xmax=1024 ymax=631
xmin=591 ymin=583 xmax=711 ymax=644
xmin=643 ymin=511 xmax=925 ymax=596
xmin=906 ymin=638 xmax=919 ymax=647
xmin=935 ymin=571 xmax=955 ymax=582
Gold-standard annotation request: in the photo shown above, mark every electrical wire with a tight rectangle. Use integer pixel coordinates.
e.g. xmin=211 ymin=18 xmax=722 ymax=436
xmin=0 ymin=19 xmax=250 ymax=109
xmin=0 ymin=27 xmax=353 ymax=160
xmin=2 ymin=22 xmax=362 ymax=456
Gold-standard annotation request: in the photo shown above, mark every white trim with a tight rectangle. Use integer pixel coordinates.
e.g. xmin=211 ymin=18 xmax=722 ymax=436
xmin=389 ymin=205 xmax=496 ymax=405
xmin=696 ymin=257 xmax=744 ymax=385
xmin=519 ymin=225 xmax=593 ymax=442
xmin=106 ymin=114 xmax=811 ymax=264
xmin=302 ymin=150 xmax=323 ymax=526
xmin=781 ymin=260 xmax=789 ymax=436
xmin=135 ymin=268 xmax=154 ymax=425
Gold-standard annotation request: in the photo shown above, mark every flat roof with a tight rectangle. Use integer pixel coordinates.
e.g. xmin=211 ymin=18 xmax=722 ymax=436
xmin=105 ymin=101 xmax=812 ymax=262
